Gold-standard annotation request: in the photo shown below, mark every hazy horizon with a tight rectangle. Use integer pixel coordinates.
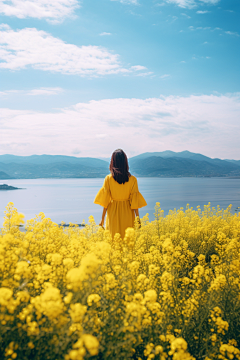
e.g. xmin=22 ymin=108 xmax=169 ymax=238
xmin=0 ymin=150 xmax=239 ymax=161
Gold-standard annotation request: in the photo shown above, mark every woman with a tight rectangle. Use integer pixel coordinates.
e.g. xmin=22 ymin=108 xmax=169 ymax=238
xmin=94 ymin=149 xmax=147 ymax=239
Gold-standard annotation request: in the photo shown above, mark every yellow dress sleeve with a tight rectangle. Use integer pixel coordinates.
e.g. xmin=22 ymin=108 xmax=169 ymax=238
xmin=130 ymin=178 xmax=147 ymax=210
xmin=94 ymin=176 xmax=111 ymax=208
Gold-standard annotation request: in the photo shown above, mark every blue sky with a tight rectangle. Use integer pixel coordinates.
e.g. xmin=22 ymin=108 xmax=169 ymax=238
xmin=0 ymin=0 xmax=239 ymax=159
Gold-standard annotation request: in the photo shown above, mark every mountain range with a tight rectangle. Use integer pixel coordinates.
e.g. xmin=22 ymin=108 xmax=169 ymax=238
xmin=0 ymin=151 xmax=239 ymax=179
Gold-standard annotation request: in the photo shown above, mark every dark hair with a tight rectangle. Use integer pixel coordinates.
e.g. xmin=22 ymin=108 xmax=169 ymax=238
xmin=109 ymin=149 xmax=131 ymax=184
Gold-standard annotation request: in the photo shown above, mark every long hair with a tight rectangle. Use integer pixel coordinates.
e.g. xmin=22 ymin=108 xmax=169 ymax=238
xmin=109 ymin=149 xmax=131 ymax=184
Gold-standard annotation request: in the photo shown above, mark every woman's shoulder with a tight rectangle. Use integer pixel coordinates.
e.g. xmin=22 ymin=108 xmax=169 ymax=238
xmin=107 ymin=173 xmax=136 ymax=185
xmin=129 ymin=175 xmax=137 ymax=183
xmin=105 ymin=174 xmax=113 ymax=184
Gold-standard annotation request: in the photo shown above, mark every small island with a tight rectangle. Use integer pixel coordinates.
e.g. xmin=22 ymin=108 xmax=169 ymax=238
xmin=0 ymin=184 xmax=21 ymax=190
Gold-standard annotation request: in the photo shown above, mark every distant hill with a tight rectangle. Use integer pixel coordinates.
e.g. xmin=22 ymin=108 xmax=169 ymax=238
xmin=131 ymin=150 xmax=239 ymax=166
xmin=129 ymin=151 xmax=240 ymax=176
xmin=0 ymin=171 xmax=13 ymax=179
xmin=130 ymin=150 xmax=211 ymax=161
xmin=0 ymin=155 xmax=109 ymax=179
xmin=97 ymin=157 xmax=110 ymax=163
xmin=129 ymin=156 xmax=240 ymax=177
xmin=0 ymin=162 xmax=109 ymax=179
xmin=0 ymin=152 xmax=239 ymax=178
xmin=0 ymin=154 xmax=108 ymax=167
xmin=225 ymin=159 xmax=240 ymax=166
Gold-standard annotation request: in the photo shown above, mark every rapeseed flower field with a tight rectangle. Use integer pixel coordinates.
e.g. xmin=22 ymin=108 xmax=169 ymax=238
xmin=0 ymin=202 xmax=240 ymax=360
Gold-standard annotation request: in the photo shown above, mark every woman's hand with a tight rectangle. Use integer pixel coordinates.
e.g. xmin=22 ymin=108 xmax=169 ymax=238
xmin=134 ymin=209 xmax=139 ymax=217
xmin=99 ymin=207 xmax=107 ymax=228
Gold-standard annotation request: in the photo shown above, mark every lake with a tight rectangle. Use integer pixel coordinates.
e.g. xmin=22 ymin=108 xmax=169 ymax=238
xmin=0 ymin=177 xmax=240 ymax=227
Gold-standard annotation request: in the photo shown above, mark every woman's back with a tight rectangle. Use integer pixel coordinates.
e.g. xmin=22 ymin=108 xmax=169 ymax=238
xmin=107 ymin=174 xmax=136 ymax=200
xmin=94 ymin=173 xmax=146 ymax=239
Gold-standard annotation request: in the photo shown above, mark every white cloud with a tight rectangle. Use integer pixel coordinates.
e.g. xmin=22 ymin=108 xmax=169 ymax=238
xmin=99 ymin=32 xmax=112 ymax=36
xmin=225 ymin=31 xmax=240 ymax=37
xmin=0 ymin=26 xmax=147 ymax=76
xmin=136 ymin=71 xmax=154 ymax=77
xmin=189 ymin=25 xmax=219 ymax=32
xmin=160 ymin=74 xmax=170 ymax=79
xmin=196 ymin=26 xmax=211 ymax=30
xmin=165 ymin=0 xmax=220 ymax=8
xmin=111 ymin=0 xmax=138 ymax=4
xmin=0 ymin=87 xmax=63 ymax=96
xmin=130 ymin=65 xmax=147 ymax=71
xmin=129 ymin=9 xmax=142 ymax=16
xmin=0 ymin=89 xmax=19 ymax=95
xmin=1 ymin=94 xmax=240 ymax=159
xmin=181 ymin=12 xmax=191 ymax=18
xmin=165 ymin=0 xmax=195 ymax=8
xmin=0 ymin=23 xmax=10 ymax=29
xmin=0 ymin=0 xmax=79 ymax=22
xmin=196 ymin=10 xmax=210 ymax=13
xmin=28 ymin=87 xmax=63 ymax=96
xmin=199 ymin=0 xmax=219 ymax=4
xmin=190 ymin=26 xmax=238 ymax=37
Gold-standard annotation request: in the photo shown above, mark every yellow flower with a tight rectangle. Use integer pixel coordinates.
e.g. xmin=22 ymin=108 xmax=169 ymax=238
xmin=169 ymin=338 xmax=195 ymax=360
xmin=63 ymin=258 xmax=74 ymax=270
xmin=51 ymin=253 xmax=63 ymax=266
xmin=209 ymin=275 xmax=226 ymax=292
xmin=171 ymin=338 xmax=188 ymax=352
xmin=124 ymin=227 xmax=135 ymax=249
xmin=87 ymin=294 xmax=101 ymax=307
xmin=69 ymin=303 xmax=87 ymax=323
xmin=82 ymin=334 xmax=99 ymax=356
xmin=219 ymin=343 xmax=240 ymax=360
xmin=64 ymin=292 xmax=73 ymax=304
xmin=144 ymin=290 xmax=157 ymax=303
xmin=1 ymin=201 xmax=240 ymax=360
xmin=0 ymin=287 xmax=13 ymax=306
xmin=33 ymin=286 xmax=64 ymax=320
xmin=161 ymin=271 xmax=174 ymax=291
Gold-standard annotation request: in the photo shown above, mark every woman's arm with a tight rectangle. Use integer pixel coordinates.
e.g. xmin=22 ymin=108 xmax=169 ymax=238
xmin=99 ymin=207 xmax=107 ymax=227
xmin=134 ymin=209 xmax=139 ymax=217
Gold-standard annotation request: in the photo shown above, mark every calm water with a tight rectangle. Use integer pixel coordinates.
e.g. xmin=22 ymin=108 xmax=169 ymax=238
xmin=0 ymin=178 xmax=239 ymax=227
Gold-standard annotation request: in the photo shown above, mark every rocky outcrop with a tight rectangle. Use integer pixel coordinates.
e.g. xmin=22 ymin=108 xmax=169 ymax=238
xmin=0 ymin=184 xmax=20 ymax=190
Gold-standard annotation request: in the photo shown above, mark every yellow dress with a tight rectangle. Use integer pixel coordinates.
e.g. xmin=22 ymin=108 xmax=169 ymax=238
xmin=94 ymin=174 xmax=147 ymax=239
